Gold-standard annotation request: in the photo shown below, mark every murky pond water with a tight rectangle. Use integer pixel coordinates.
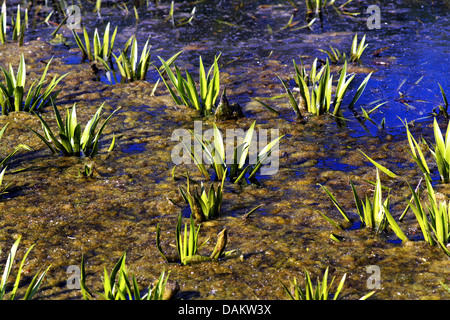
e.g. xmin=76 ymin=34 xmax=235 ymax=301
xmin=0 ymin=0 xmax=449 ymax=300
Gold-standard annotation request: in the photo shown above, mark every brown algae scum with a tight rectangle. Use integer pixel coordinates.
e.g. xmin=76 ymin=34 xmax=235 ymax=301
xmin=0 ymin=0 xmax=448 ymax=300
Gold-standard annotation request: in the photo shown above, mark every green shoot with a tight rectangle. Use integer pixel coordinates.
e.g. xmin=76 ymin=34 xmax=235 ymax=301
xmin=0 ymin=1 xmax=27 ymax=45
xmin=350 ymin=34 xmax=368 ymax=63
xmin=72 ymin=22 xmax=117 ymax=65
xmin=179 ymin=172 xmax=226 ymax=222
xmin=0 ymin=54 xmax=68 ymax=115
xmin=184 ymin=121 xmax=283 ymax=184
xmin=0 ymin=236 xmax=50 ymax=300
xmin=158 ymin=54 xmax=221 ymax=116
xmin=80 ymin=252 xmax=173 ymax=300
xmin=156 ymin=214 xmax=235 ymax=265
xmin=113 ymin=35 xmax=151 ymax=82
xmin=281 ymin=267 xmax=347 ymax=300
xmin=320 ymin=170 xmax=407 ymax=242
xmin=407 ymin=176 xmax=450 ymax=256
xmin=28 ymin=102 xmax=120 ymax=157
xmin=285 ymin=59 xmax=372 ymax=117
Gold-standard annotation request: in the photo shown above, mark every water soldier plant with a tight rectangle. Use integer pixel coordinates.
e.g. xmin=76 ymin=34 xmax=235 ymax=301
xmin=0 ymin=1 xmax=27 ymax=46
xmin=79 ymin=252 xmax=174 ymax=300
xmin=281 ymin=267 xmax=347 ymax=300
xmin=280 ymin=59 xmax=372 ymax=118
xmin=349 ymin=34 xmax=368 ymax=63
xmin=158 ymin=54 xmax=221 ymax=116
xmin=179 ymin=172 xmax=226 ymax=222
xmin=156 ymin=214 xmax=234 ymax=265
xmin=0 ymin=236 xmax=50 ymax=300
xmin=72 ymin=22 xmax=117 ymax=66
xmin=401 ymin=118 xmax=450 ymax=183
xmin=28 ymin=102 xmax=120 ymax=157
xmin=184 ymin=122 xmax=283 ymax=184
xmin=407 ymin=176 xmax=450 ymax=256
xmin=320 ymin=169 xmax=407 ymax=242
xmin=113 ymin=35 xmax=151 ymax=82
xmin=112 ymin=35 xmax=181 ymax=83
xmin=0 ymin=54 xmax=67 ymax=115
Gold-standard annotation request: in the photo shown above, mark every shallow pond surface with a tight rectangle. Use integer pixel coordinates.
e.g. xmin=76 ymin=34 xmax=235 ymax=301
xmin=0 ymin=0 xmax=448 ymax=300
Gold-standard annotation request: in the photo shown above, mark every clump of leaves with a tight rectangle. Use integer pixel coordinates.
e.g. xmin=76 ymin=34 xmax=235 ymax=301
xmin=350 ymin=34 xmax=368 ymax=63
xmin=281 ymin=267 xmax=347 ymax=300
xmin=80 ymin=252 xmax=175 ymax=300
xmin=28 ymin=102 xmax=120 ymax=157
xmin=0 ymin=236 xmax=50 ymax=300
xmin=319 ymin=34 xmax=368 ymax=64
xmin=401 ymin=117 xmax=450 ymax=183
xmin=72 ymin=22 xmax=117 ymax=65
xmin=0 ymin=54 xmax=67 ymax=115
xmin=320 ymin=169 xmax=407 ymax=242
xmin=282 ymin=266 xmax=375 ymax=300
xmin=185 ymin=121 xmax=283 ymax=184
xmin=0 ymin=1 xmax=27 ymax=46
xmin=407 ymin=176 xmax=450 ymax=256
xmin=158 ymin=54 xmax=221 ymax=116
xmin=179 ymin=173 xmax=225 ymax=222
xmin=279 ymin=59 xmax=372 ymax=118
xmin=156 ymin=214 xmax=235 ymax=265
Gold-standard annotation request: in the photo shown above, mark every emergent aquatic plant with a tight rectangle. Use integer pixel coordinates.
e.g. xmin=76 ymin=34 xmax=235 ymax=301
xmin=282 ymin=266 xmax=375 ymax=300
xmin=28 ymin=102 xmax=120 ymax=157
xmin=72 ymin=22 xmax=117 ymax=65
xmin=429 ymin=118 xmax=450 ymax=183
xmin=112 ymin=35 xmax=182 ymax=83
xmin=350 ymin=34 xmax=368 ymax=63
xmin=156 ymin=214 xmax=234 ymax=265
xmin=0 ymin=236 xmax=50 ymax=300
xmin=179 ymin=172 xmax=225 ymax=222
xmin=113 ymin=35 xmax=151 ymax=82
xmin=407 ymin=176 xmax=450 ymax=256
xmin=158 ymin=54 xmax=221 ymax=116
xmin=185 ymin=122 xmax=283 ymax=184
xmin=319 ymin=34 xmax=368 ymax=64
xmin=281 ymin=267 xmax=347 ymax=300
xmin=80 ymin=252 xmax=175 ymax=300
xmin=320 ymin=169 xmax=407 ymax=242
xmin=0 ymin=1 xmax=27 ymax=46
xmin=0 ymin=54 xmax=67 ymax=115
xmin=433 ymin=83 xmax=448 ymax=118
xmin=402 ymin=117 xmax=450 ymax=183
xmin=281 ymin=59 xmax=372 ymax=118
